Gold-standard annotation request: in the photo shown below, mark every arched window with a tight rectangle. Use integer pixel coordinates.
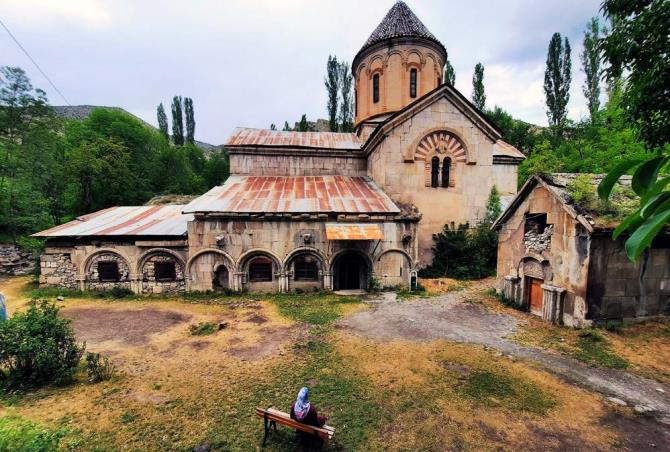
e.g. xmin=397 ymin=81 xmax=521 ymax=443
xmin=442 ymin=157 xmax=451 ymax=187
xmin=373 ymin=73 xmax=380 ymax=103
xmin=294 ymin=255 xmax=319 ymax=281
xmin=249 ymin=257 xmax=273 ymax=282
xmin=431 ymin=156 xmax=439 ymax=188
xmin=410 ymin=68 xmax=417 ymax=98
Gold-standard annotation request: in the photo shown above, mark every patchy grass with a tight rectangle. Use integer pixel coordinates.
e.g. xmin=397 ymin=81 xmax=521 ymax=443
xmin=461 ymin=370 xmax=556 ymax=414
xmin=573 ymin=330 xmax=630 ymax=369
xmin=0 ymin=415 xmax=67 ymax=451
xmin=419 ymin=277 xmax=470 ymax=295
xmin=263 ymin=292 xmax=363 ymax=325
xmin=188 ymin=322 xmax=218 ymax=336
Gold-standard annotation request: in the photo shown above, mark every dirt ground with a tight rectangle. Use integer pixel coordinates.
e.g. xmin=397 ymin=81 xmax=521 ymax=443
xmin=1 ymin=276 xmax=670 ymax=450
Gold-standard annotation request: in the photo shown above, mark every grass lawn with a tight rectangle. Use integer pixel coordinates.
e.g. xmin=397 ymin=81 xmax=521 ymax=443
xmin=0 ymin=276 xmax=659 ymax=451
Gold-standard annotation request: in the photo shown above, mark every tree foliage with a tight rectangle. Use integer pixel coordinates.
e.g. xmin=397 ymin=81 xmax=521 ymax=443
xmin=0 ymin=299 xmax=85 ymax=388
xmin=325 ymin=55 xmax=340 ymax=132
xmin=581 ymin=17 xmax=605 ymax=120
xmin=544 ymin=33 xmax=572 ymax=127
xmin=171 ymin=95 xmax=184 ymax=145
xmin=471 ymin=63 xmax=486 ymax=110
xmin=444 ymin=58 xmax=456 ymax=85
xmin=156 ymin=102 xmax=169 ymax=140
xmin=0 ymin=67 xmax=229 ymax=242
xmin=339 ymin=62 xmax=354 ymax=132
xmin=184 ymin=97 xmax=195 ymax=144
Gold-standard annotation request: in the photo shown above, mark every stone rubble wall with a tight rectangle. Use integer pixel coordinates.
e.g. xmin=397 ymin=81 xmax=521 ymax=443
xmin=524 ymin=225 xmax=553 ymax=254
xmin=86 ymin=252 xmax=132 ymax=291
xmin=140 ymin=253 xmax=186 ymax=294
xmin=0 ymin=244 xmax=36 ymax=276
xmin=39 ymin=253 xmax=77 ymax=289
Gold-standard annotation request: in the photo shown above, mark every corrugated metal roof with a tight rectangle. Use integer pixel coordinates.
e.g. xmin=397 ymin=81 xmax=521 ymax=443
xmin=225 ymin=127 xmax=361 ymax=151
xmin=325 ymin=223 xmax=384 ymax=240
xmin=33 ymin=205 xmax=192 ymax=237
xmin=183 ymin=175 xmax=400 ymax=215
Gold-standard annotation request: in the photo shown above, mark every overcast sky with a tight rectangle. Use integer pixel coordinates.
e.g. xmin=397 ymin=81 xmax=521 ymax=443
xmin=2 ymin=0 xmax=604 ymax=144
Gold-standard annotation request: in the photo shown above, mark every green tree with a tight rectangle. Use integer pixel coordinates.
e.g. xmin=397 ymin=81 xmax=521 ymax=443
xmin=544 ymin=33 xmax=572 ymax=127
xmin=471 ymin=63 xmax=486 ymax=110
xmin=184 ymin=97 xmax=195 ymax=144
xmin=270 ymin=123 xmax=277 ymax=131
xmin=484 ymin=185 xmax=502 ymax=224
xmin=601 ymin=0 xmax=670 ymax=148
xmin=581 ymin=17 xmax=604 ymax=120
xmin=282 ymin=121 xmax=292 ymax=131
xmin=325 ymin=55 xmax=340 ymax=132
xmin=171 ymin=95 xmax=184 ymax=145
xmin=338 ymin=61 xmax=354 ymax=132
xmin=296 ymin=114 xmax=313 ymax=132
xmin=444 ymin=58 xmax=456 ymax=85
xmin=486 ymin=106 xmax=538 ymax=154
xmin=157 ymin=102 xmax=169 ymax=140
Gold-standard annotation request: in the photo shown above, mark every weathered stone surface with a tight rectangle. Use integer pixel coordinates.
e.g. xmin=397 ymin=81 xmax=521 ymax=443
xmin=0 ymin=244 xmax=36 ymax=275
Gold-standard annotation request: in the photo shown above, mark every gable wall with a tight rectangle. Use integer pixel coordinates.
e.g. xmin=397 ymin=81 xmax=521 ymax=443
xmin=366 ymin=96 xmax=518 ymax=265
xmin=230 ymin=152 xmax=367 ymax=176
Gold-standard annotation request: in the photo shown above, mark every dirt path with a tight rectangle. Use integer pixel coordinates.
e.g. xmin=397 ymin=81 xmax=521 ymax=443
xmin=339 ymin=290 xmax=670 ymax=421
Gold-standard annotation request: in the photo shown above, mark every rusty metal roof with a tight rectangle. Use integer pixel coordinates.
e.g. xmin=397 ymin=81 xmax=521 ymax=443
xmin=493 ymin=140 xmax=526 ymax=159
xmin=325 ymin=223 xmax=384 ymax=240
xmin=183 ymin=175 xmax=400 ymax=215
xmin=33 ymin=205 xmax=193 ymax=237
xmin=225 ymin=127 xmax=361 ymax=151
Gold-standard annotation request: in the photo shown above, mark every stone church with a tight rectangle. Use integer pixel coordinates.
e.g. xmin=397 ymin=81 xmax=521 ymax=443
xmin=35 ymin=1 xmax=524 ymax=293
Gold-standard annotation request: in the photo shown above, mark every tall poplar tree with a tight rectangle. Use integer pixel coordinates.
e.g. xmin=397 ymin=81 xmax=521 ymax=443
xmin=184 ymin=97 xmax=195 ymax=144
xmin=581 ymin=18 xmax=604 ymax=120
xmin=283 ymin=121 xmax=291 ymax=131
xmin=325 ymin=55 xmax=340 ymax=132
xmin=338 ymin=61 xmax=354 ymax=132
xmin=171 ymin=96 xmax=184 ymax=145
xmin=444 ymin=58 xmax=456 ymax=85
xmin=157 ymin=103 xmax=169 ymax=140
xmin=471 ymin=63 xmax=486 ymax=110
xmin=544 ymin=33 xmax=572 ymax=127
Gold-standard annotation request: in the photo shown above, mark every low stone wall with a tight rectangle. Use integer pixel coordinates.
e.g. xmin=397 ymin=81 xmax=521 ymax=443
xmin=0 ymin=244 xmax=36 ymax=275
xmin=39 ymin=253 xmax=77 ymax=289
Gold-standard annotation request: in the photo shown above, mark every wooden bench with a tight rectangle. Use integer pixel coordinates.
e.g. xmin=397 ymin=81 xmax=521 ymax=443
xmin=255 ymin=407 xmax=335 ymax=446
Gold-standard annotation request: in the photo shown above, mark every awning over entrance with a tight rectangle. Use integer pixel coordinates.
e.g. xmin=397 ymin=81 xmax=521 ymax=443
xmin=325 ymin=223 xmax=383 ymax=240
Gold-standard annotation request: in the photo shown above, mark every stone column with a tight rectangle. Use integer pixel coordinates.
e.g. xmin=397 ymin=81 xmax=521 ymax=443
xmin=503 ymin=275 xmax=521 ymax=303
xmin=541 ymin=284 xmax=566 ymax=324
xmin=323 ymin=271 xmax=333 ymax=291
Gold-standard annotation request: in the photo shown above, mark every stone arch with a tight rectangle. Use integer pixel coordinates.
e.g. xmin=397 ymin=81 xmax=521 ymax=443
xmin=384 ymin=49 xmax=406 ymax=66
xmin=330 ymin=249 xmax=374 ymax=291
xmin=414 ymin=130 xmax=468 ymax=163
xmin=517 ymin=254 xmax=552 ymax=282
xmin=405 ymin=49 xmax=426 ymax=65
xmin=374 ymin=248 xmax=414 ymax=289
xmin=186 ymin=248 xmax=235 ymax=292
xmin=238 ymin=249 xmax=283 ymax=292
xmin=137 ymin=248 xmax=186 ymax=294
xmin=284 ymin=248 xmax=327 ymax=291
xmin=82 ymin=249 xmax=132 ymax=290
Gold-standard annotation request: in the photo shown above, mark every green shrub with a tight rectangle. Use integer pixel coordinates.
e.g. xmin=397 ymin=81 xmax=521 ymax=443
xmin=0 ymin=299 xmax=85 ymax=388
xmin=85 ymin=352 xmax=116 ymax=383
xmin=189 ymin=322 xmax=218 ymax=336
xmin=367 ymin=276 xmax=381 ymax=292
xmin=0 ymin=416 xmax=65 ymax=452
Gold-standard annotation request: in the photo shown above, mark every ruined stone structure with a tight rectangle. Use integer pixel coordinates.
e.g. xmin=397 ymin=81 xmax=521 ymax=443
xmin=494 ymin=174 xmax=670 ymax=326
xmin=35 ymin=2 xmax=524 ymax=294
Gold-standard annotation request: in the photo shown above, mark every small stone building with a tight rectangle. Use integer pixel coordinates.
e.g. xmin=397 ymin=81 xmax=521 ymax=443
xmin=35 ymin=1 xmax=526 ymax=293
xmin=493 ymin=173 xmax=670 ymax=326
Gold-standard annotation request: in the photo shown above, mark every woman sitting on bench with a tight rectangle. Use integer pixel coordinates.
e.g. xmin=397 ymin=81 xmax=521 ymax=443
xmin=290 ymin=387 xmax=326 ymax=427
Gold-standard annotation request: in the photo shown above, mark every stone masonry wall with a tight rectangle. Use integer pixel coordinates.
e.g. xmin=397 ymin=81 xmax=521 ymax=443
xmin=39 ymin=253 xmax=77 ymax=289
xmin=230 ymin=153 xmax=367 ymax=177
xmin=140 ymin=253 xmax=186 ymax=294
xmin=86 ymin=252 xmax=131 ymax=290
xmin=0 ymin=244 xmax=36 ymax=275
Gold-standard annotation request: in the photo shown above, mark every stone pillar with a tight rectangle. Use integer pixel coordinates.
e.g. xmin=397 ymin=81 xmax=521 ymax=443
xmin=323 ymin=271 xmax=333 ymax=291
xmin=502 ymin=275 xmax=521 ymax=303
xmin=129 ymin=274 xmax=141 ymax=294
xmin=541 ymin=284 xmax=566 ymax=324
xmin=233 ymin=272 xmax=245 ymax=292
xmin=278 ymin=272 xmax=289 ymax=293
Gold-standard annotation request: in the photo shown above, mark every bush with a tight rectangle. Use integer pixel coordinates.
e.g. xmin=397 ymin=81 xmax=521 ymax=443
xmin=0 ymin=416 xmax=65 ymax=452
xmin=189 ymin=322 xmax=218 ymax=336
xmin=85 ymin=352 xmax=116 ymax=383
xmin=419 ymin=222 xmax=498 ymax=280
xmin=0 ymin=300 xmax=85 ymax=388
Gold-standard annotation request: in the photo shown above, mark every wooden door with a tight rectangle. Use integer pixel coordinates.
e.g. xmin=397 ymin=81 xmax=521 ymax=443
xmin=528 ymin=278 xmax=544 ymax=313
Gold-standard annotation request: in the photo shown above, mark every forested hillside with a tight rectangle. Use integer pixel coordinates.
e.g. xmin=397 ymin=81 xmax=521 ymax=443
xmin=0 ymin=67 xmax=229 ymax=247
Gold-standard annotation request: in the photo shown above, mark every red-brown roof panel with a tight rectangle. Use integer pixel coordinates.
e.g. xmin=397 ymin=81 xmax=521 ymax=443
xmin=225 ymin=127 xmax=361 ymax=151
xmin=183 ymin=176 xmax=399 ymax=215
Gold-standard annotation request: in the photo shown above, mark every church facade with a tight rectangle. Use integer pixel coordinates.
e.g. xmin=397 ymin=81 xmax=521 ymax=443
xmin=35 ymin=2 xmax=524 ymax=293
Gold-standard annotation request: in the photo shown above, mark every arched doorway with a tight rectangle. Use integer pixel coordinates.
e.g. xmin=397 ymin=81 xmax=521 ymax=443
xmin=213 ymin=265 xmax=229 ymax=290
xmin=333 ymin=251 xmax=369 ymax=291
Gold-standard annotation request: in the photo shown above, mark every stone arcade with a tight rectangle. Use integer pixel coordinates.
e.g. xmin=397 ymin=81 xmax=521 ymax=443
xmin=35 ymin=2 xmax=524 ymax=294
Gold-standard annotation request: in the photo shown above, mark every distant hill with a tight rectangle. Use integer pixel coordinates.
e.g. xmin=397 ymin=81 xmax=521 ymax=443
xmin=53 ymin=105 xmax=220 ymax=155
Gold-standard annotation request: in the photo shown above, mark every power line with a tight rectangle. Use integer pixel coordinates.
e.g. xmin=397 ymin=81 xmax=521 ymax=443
xmin=0 ymin=17 xmax=70 ymax=105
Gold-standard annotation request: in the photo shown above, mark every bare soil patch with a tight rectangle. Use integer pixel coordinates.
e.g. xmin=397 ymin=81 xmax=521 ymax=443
xmin=227 ymin=324 xmax=309 ymax=361
xmin=601 ymin=410 xmax=670 ymax=451
xmin=62 ymin=307 xmax=191 ymax=347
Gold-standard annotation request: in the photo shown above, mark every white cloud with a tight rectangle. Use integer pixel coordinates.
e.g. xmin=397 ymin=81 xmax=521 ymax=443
xmin=3 ymin=0 xmax=113 ymax=28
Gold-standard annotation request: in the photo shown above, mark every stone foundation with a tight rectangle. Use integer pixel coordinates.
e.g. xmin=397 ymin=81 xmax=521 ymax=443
xmin=39 ymin=253 xmax=77 ymax=289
